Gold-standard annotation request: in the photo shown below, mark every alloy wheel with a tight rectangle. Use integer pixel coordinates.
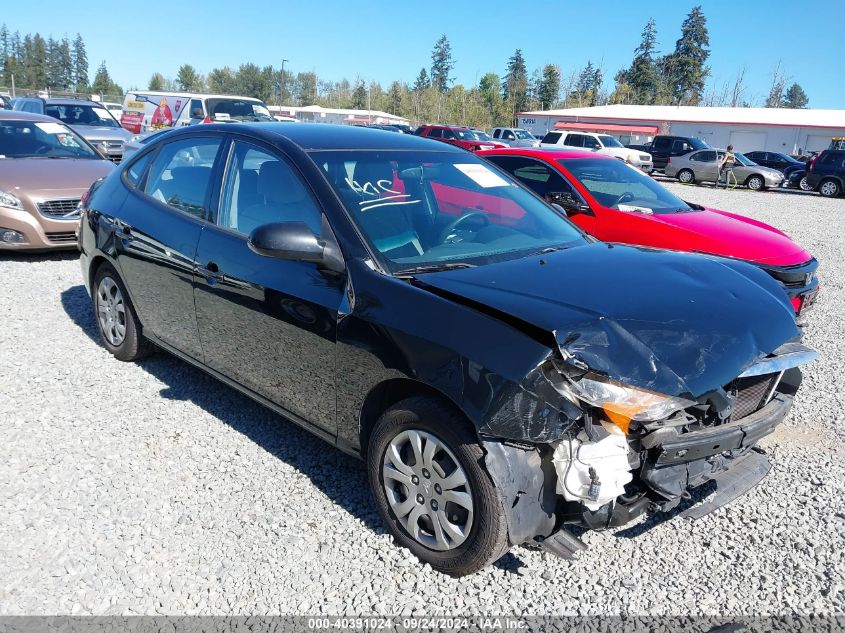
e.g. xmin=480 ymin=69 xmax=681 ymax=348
xmin=799 ymin=177 xmax=812 ymax=191
xmin=679 ymin=170 xmax=693 ymax=184
xmin=381 ymin=429 xmax=474 ymax=551
xmin=748 ymin=176 xmax=763 ymax=191
xmin=96 ymin=276 xmax=127 ymax=346
xmin=820 ymin=181 xmax=839 ymax=197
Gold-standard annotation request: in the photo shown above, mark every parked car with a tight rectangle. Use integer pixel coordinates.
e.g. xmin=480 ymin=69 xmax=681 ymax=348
xmin=784 ymin=168 xmax=812 ymax=192
xmin=121 ymin=128 xmax=174 ymax=160
xmin=627 ymin=135 xmax=709 ymax=171
xmin=120 ymin=91 xmax=274 ymax=134
xmin=491 ymin=127 xmax=540 ymax=148
xmin=101 ymin=101 xmax=124 ymax=122
xmin=0 ymin=94 xmax=12 ymax=110
xmin=367 ymin=124 xmax=402 ymax=133
xmin=665 ymin=149 xmax=784 ymax=191
xmin=541 ymin=130 xmax=653 ymax=173
xmin=805 ymin=149 xmax=845 ymax=197
xmin=13 ymin=97 xmax=133 ymax=164
xmin=79 ymin=123 xmax=815 ymax=574
xmin=743 ymin=151 xmax=806 ymax=177
xmin=0 ymin=110 xmax=114 ymax=250
xmin=480 ymin=147 xmax=818 ymax=314
xmin=413 ymin=124 xmax=506 ymax=151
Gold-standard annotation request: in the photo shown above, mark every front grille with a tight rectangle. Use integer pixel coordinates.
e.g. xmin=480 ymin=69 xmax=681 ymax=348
xmin=729 ymin=373 xmax=779 ymax=419
xmin=45 ymin=231 xmax=77 ymax=244
xmin=38 ymin=199 xmax=81 ymax=218
xmin=763 ymin=261 xmax=817 ymax=288
xmin=640 ymin=155 xmax=651 ymax=162
xmin=107 ymin=154 xmax=122 ymax=165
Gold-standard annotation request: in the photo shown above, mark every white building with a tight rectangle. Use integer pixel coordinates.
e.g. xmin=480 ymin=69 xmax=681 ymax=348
xmin=516 ymin=105 xmax=845 ymax=155
xmin=268 ymin=104 xmax=409 ymax=127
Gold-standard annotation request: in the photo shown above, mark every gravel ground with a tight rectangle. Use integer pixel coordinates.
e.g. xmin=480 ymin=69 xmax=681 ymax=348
xmin=0 ymin=183 xmax=843 ymax=617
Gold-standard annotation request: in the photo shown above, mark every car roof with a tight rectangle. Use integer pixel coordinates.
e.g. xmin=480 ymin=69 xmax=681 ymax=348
xmin=477 ymin=147 xmax=615 ymax=161
xmin=161 ymin=122 xmax=466 ymax=152
xmin=46 ymin=98 xmax=101 ymax=106
xmin=0 ymin=109 xmax=63 ymax=123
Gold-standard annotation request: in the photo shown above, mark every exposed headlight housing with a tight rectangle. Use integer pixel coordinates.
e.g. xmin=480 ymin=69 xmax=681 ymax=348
xmin=0 ymin=190 xmax=23 ymax=210
xmin=554 ymin=371 xmax=694 ymax=434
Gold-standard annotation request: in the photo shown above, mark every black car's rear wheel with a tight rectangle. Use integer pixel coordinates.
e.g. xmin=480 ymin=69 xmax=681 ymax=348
xmin=367 ymin=397 xmax=509 ymax=576
xmin=93 ymin=263 xmax=152 ymax=362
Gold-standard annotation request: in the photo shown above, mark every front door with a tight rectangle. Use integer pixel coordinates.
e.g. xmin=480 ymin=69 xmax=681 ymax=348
xmin=193 ymin=138 xmax=344 ymax=434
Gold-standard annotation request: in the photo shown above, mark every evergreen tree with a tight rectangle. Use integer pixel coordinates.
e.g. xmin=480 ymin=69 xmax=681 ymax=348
xmin=627 ymin=18 xmax=659 ymax=104
xmin=387 ymin=81 xmax=403 ymax=114
xmin=176 ymin=64 xmax=202 ymax=91
xmin=296 ymin=72 xmax=318 ymax=106
xmin=430 ymin=35 xmax=454 ymax=92
xmin=207 ymin=67 xmax=235 ymax=94
xmin=413 ymin=67 xmax=430 ymax=92
xmin=72 ymin=34 xmax=88 ymax=90
xmin=663 ymin=6 xmax=710 ymax=105
xmin=58 ymin=37 xmax=73 ymax=89
xmin=502 ymin=49 xmax=529 ymax=114
xmin=91 ymin=61 xmax=121 ymax=96
xmin=537 ymin=64 xmax=560 ymax=110
xmin=351 ymin=81 xmax=368 ymax=109
xmin=782 ymin=82 xmax=808 ymax=109
xmin=569 ymin=61 xmax=602 ymax=106
xmin=148 ymin=72 xmax=166 ymax=91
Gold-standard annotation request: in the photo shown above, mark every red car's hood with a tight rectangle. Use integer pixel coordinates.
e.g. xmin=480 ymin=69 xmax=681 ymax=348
xmin=650 ymin=207 xmax=811 ymax=266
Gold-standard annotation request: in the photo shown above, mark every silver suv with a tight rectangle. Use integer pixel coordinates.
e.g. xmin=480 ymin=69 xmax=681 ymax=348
xmin=491 ymin=127 xmax=540 ymax=148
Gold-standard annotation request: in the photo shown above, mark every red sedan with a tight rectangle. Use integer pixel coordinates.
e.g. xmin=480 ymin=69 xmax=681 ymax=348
xmin=479 ymin=148 xmax=818 ymax=314
xmin=415 ymin=124 xmax=507 ymax=152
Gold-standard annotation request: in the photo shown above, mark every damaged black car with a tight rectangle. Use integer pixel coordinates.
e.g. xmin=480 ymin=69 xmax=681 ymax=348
xmin=78 ymin=124 xmax=816 ymax=576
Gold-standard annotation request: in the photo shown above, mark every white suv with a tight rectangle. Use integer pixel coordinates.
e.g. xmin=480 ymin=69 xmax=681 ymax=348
xmin=541 ymin=130 xmax=653 ymax=173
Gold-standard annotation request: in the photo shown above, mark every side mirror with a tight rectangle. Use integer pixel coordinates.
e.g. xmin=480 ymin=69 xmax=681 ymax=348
xmin=549 ymin=192 xmax=591 ymax=216
xmin=190 ymin=108 xmax=204 ymax=118
xmin=248 ymin=222 xmax=344 ymax=272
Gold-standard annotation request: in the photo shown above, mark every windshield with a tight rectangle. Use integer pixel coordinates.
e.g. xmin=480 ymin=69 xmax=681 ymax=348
xmin=514 ymin=129 xmax=534 ymax=140
xmin=559 ymin=157 xmax=693 ymax=214
xmin=598 ymin=135 xmax=623 ymax=148
xmin=44 ymin=103 xmax=120 ymax=128
xmin=205 ymin=98 xmax=274 ymax=122
xmin=0 ymin=120 xmax=100 ymax=159
xmin=474 ymin=131 xmax=493 ymax=141
xmin=733 ymin=151 xmax=756 ymax=167
xmin=454 ymin=129 xmax=478 ymax=140
xmin=314 ymin=150 xmax=585 ymax=272
xmin=689 ymin=137 xmax=708 ymax=150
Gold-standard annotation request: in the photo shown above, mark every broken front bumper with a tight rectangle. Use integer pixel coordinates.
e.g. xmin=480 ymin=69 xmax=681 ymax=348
xmin=641 ymin=392 xmax=792 ymax=502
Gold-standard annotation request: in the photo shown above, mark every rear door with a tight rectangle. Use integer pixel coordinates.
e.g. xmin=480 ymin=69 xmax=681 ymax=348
xmin=193 ymin=136 xmax=344 ymax=434
xmin=689 ymin=150 xmax=719 ymax=182
xmin=115 ymin=134 xmax=225 ymax=359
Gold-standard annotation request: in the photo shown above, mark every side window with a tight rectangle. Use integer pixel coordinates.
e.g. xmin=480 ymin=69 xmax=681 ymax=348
xmin=653 ymin=137 xmax=672 ymax=151
xmin=542 ymin=132 xmax=562 ymax=144
xmin=441 ymin=128 xmax=456 ymax=139
xmin=190 ymin=99 xmax=203 ymax=118
xmin=492 ymin=129 xmax=501 ymax=139
xmin=125 ymin=150 xmax=154 ymax=188
xmin=503 ymin=130 xmax=516 ymax=140
xmin=427 ymin=128 xmax=442 ymax=138
xmin=693 ymin=150 xmax=717 ymax=162
xmin=582 ymin=135 xmax=600 ymax=149
xmin=144 ymin=137 xmax=223 ymax=219
xmin=564 ymin=134 xmax=583 ymax=147
xmin=218 ymin=141 xmax=322 ymax=237
xmin=486 ymin=156 xmax=576 ymax=200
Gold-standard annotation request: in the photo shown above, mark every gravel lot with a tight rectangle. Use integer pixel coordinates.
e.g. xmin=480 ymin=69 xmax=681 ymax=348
xmin=0 ymin=183 xmax=843 ymax=617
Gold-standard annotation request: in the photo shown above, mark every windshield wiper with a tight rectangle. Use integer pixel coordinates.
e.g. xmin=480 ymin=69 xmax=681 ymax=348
xmin=395 ymin=262 xmax=476 ymax=277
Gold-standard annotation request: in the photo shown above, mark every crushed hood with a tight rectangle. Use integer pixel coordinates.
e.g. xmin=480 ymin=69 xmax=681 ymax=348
xmin=416 ymin=243 xmax=799 ymax=399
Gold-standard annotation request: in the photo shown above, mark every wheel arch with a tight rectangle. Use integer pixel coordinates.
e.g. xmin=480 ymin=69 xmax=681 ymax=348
xmin=358 ymin=377 xmax=476 ymax=457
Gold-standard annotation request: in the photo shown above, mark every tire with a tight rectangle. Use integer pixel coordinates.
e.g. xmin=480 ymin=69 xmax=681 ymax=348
xmin=92 ymin=263 xmax=153 ymax=362
xmin=819 ymin=179 xmax=841 ymax=198
xmin=746 ymin=175 xmax=765 ymax=191
xmin=677 ymin=169 xmax=695 ymax=184
xmin=367 ymin=396 xmax=509 ymax=576
xmin=799 ymin=177 xmax=812 ymax=192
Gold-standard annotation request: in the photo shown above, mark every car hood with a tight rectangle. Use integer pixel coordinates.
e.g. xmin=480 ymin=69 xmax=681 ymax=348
xmin=414 ymin=243 xmax=798 ymax=399
xmin=601 ymin=147 xmax=643 ymax=160
xmin=0 ymin=158 xmax=115 ymax=198
xmin=71 ymin=125 xmax=133 ymax=142
xmin=647 ymin=207 xmax=811 ymax=266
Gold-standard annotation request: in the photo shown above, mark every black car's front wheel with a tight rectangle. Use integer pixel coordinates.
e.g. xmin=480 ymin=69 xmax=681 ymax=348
xmin=799 ymin=176 xmax=812 ymax=192
xmin=93 ymin=263 xmax=152 ymax=362
xmin=367 ymin=397 xmax=509 ymax=576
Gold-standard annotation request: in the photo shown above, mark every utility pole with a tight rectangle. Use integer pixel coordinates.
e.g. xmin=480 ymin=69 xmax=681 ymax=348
xmin=279 ymin=59 xmax=288 ymax=106
xmin=11 ymin=74 xmax=15 ymax=97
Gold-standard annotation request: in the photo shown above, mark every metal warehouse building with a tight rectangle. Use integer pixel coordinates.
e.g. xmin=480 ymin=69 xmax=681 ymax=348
xmin=517 ymin=105 xmax=845 ymax=155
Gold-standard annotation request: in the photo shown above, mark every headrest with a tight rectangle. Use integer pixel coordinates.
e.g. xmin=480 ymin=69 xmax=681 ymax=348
xmin=352 ymin=161 xmax=395 ymax=191
xmin=258 ymin=160 xmax=308 ymax=205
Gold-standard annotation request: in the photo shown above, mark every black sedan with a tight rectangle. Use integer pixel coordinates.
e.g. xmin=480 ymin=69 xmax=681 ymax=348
xmin=78 ymin=123 xmax=815 ymax=575
xmin=744 ymin=151 xmax=806 ymax=177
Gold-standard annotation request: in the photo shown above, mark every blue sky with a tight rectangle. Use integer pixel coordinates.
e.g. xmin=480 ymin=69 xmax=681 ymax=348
xmin=4 ymin=0 xmax=844 ymax=108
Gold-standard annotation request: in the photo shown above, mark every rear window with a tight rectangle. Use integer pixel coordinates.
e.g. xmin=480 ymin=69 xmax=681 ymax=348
xmin=204 ymin=98 xmax=273 ymax=122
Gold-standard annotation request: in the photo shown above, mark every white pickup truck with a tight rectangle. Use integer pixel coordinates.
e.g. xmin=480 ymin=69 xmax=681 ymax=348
xmin=541 ymin=130 xmax=653 ymax=173
xmin=491 ymin=127 xmax=540 ymax=148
